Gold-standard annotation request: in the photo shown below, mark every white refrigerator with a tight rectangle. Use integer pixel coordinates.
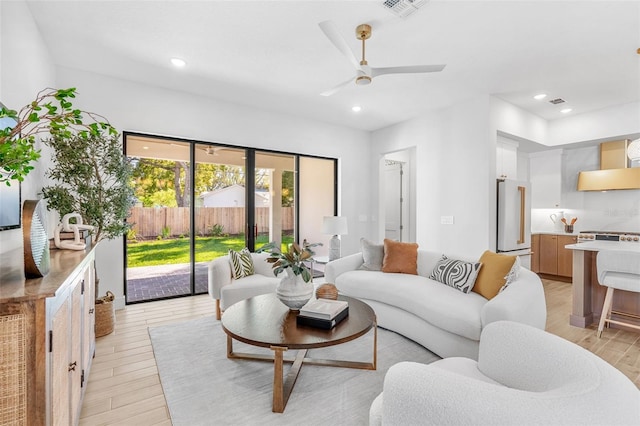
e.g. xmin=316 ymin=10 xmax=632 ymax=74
xmin=497 ymin=179 xmax=531 ymax=268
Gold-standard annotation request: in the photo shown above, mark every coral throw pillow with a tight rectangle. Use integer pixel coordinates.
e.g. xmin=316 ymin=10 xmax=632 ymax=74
xmin=472 ymin=250 xmax=517 ymax=300
xmin=382 ymin=239 xmax=418 ymax=275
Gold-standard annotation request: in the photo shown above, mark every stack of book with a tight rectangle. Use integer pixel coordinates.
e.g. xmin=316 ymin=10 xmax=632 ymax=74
xmin=296 ymin=298 xmax=349 ymax=330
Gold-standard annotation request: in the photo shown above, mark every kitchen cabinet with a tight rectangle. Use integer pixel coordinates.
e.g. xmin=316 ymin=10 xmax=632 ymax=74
xmin=530 ymin=149 xmax=563 ymax=208
xmin=531 ymin=233 xmax=577 ymax=279
xmin=539 ymin=234 xmax=559 ymax=275
xmin=556 ymin=235 xmax=577 ymax=277
xmin=0 ymin=246 xmax=96 ymax=425
xmin=496 ymin=138 xmax=518 ymax=179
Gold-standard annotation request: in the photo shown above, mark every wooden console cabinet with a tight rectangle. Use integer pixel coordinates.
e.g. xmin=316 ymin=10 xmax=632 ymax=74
xmin=531 ymin=234 xmax=577 ymax=279
xmin=0 ymin=246 xmax=96 ymax=425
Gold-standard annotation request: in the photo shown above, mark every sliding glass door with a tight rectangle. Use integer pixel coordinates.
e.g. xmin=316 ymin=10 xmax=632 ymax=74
xmin=124 ymin=133 xmax=336 ymax=304
xmin=125 ymin=137 xmax=193 ymax=302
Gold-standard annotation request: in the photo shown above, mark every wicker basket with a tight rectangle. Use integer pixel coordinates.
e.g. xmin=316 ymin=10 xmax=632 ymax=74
xmin=95 ymin=291 xmax=115 ymax=337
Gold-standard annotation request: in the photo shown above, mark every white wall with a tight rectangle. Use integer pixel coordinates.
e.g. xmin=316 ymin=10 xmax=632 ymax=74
xmin=0 ymin=1 xmax=56 ymax=254
xmin=548 ymin=102 xmax=640 ymax=146
xmin=54 ymin=67 xmax=371 ymax=308
xmin=371 ymin=96 xmax=493 ymax=258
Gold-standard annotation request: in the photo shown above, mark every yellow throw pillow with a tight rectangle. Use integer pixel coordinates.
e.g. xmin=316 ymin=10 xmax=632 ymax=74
xmin=381 ymin=239 xmax=418 ymax=275
xmin=472 ymin=250 xmax=517 ymax=300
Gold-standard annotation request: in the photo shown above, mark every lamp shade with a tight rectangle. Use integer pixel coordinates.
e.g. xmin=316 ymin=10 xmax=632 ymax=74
xmin=322 ymin=216 xmax=348 ymax=235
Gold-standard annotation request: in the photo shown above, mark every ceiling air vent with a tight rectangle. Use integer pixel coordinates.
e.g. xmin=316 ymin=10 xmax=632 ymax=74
xmin=382 ymin=0 xmax=428 ymax=18
xmin=549 ymin=98 xmax=565 ymax=104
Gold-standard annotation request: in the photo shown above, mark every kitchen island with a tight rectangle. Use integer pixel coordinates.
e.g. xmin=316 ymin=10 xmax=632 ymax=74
xmin=565 ymin=241 xmax=640 ymax=329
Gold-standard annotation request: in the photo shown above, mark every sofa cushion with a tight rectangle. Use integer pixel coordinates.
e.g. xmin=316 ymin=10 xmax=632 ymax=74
xmin=228 ymin=248 xmax=255 ymax=279
xmin=335 ymin=270 xmax=487 ymax=340
xmin=359 ymin=238 xmax=384 ymax=271
xmin=382 ymin=239 xmax=418 ymax=275
xmin=473 ymin=250 xmax=517 ymax=300
xmin=429 ymin=255 xmax=482 ymax=294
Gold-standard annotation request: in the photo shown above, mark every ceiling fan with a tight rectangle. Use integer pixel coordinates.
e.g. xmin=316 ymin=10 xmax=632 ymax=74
xmin=199 ymin=146 xmax=223 ymax=156
xmin=318 ymin=20 xmax=446 ymax=96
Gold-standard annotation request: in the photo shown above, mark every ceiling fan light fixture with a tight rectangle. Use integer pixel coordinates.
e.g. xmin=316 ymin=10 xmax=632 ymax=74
xmin=355 ymin=75 xmax=372 ymax=85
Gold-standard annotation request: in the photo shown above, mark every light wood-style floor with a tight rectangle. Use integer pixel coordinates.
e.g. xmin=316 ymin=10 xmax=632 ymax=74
xmin=79 ymin=278 xmax=640 ymax=425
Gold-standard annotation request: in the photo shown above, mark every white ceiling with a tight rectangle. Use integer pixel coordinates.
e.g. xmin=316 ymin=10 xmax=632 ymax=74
xmin=25 ymin=0 xmax=640 ymax=132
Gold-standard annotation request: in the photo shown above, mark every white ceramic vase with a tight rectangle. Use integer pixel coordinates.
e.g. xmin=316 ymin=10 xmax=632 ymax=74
xmin=276 ymin=267 xmax=314 ymax=310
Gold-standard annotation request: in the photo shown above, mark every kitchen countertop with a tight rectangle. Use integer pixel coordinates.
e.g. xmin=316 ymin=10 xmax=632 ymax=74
xmin=532 ymin=231 xmax=578 ymax=236
xmin=565 ymin=241 xmax=640 ymax=252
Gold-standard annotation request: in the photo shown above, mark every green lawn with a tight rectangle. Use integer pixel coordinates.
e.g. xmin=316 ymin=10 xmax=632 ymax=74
xmin=127 ymin=235 xmax=294 ymax=267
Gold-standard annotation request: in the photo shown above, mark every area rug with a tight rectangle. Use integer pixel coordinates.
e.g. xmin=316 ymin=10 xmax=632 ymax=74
xmin=149 ymin=316 xmax=439 ymax=426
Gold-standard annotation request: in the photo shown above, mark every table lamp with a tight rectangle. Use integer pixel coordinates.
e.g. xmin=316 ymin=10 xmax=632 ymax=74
xmin=322 ymin=216 xmax=348 ymax=261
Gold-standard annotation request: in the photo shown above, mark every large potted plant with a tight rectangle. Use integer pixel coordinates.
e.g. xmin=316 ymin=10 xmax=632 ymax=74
xmin=41 ymin=131 xmax=135 ymax=336
xmin=0 ymin=87 xmax=116 ymax=185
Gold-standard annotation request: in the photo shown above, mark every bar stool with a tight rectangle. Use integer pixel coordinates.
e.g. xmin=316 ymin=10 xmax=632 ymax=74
xmin=596 ymin=250 xmax=640 ymax=338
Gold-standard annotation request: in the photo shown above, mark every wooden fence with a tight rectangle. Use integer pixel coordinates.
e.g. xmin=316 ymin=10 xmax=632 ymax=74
xmin=128 ymin=206 xmax=294 ymax=238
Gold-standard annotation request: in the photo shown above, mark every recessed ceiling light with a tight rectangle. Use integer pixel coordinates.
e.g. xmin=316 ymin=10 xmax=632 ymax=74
xmin=533 ymin=93 xmax=547 ymax=100
xmin=352 ymin=105 xmax=362 ymax=112
xmin=560 ymin=108 xmax=572 ymax=114
xmin=171 ymin=58 xmax=186 ymax=67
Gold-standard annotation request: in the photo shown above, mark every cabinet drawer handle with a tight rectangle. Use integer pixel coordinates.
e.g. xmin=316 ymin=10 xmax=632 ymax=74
xmin=89 ymin=308 xmax=94 ymax=314
xmin=68 ymin=361 xmax=77 ymax=372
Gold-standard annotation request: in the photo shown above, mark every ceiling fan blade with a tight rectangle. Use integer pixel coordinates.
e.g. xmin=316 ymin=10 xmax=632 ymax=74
xmin=371 ymin=64 xmax=446 ymax=78
xmin=320 ymin=76 xmax=355 ymax=97
xmin=318 ymin=20 xmax=362 ymax=71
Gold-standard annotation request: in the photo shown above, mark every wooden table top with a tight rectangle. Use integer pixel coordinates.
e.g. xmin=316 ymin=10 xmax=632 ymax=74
xmin=221 ymin=293 xmax=376 ymax=350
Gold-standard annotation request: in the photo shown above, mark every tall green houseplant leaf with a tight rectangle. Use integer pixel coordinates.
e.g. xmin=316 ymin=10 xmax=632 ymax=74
xmin=41 ymin=132 xmax=135 ymax=243
xmin=0 ymin=87 xmax=117 ymax=185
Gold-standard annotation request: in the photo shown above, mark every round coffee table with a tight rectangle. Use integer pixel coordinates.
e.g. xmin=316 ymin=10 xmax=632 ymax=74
xmin=221 ymin=293 xmax=377 ymax=413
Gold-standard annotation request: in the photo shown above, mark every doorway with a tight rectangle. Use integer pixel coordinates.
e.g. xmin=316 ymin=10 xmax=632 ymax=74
xmin=379 ymin=148 xmax=415 ymax=242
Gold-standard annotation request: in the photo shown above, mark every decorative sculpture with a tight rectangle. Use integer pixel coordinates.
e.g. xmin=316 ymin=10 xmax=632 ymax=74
xmin=54 ymin=213 xmax=94 ymax=250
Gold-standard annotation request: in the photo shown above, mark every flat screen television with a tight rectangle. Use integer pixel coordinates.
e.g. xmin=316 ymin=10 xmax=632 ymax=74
xmin=0 ymin=101 xmax=21 ymax=231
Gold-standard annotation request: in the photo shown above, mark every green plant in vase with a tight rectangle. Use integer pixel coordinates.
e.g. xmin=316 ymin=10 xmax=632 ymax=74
xmin=41 ymin=132 xmax=135 ymax=244
xmin=259 ymin=241 xmax=321 ymax=283
xmin=0 ymin=87 xmax=116 ymax=185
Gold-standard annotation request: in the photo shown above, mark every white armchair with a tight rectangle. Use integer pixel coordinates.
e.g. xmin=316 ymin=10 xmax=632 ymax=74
xmin=370 ymin=321 xmax=640 ymax=426
xmin=208 ymin=252 xmax=280 ymax=319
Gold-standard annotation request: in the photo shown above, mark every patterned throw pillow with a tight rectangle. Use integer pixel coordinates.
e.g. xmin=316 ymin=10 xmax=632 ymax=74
xmin=499 ymin=256 xmax=521 ymax=293
xmin=429 ymin=255 xmax=482 ymax=294
xmin=228 ymin=248 xmax=255 ymax=279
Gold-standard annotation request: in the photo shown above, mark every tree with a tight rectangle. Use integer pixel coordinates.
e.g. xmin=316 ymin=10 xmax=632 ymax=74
xmin=282 ymin=170 xmax=294 ymax=207
xmin=41 ymin=132 xmax=135 ymax=243
xmin=132 ymin=158 xmax=271 ymax=207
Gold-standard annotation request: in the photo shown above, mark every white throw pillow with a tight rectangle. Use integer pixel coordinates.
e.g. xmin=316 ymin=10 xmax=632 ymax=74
xmin=358 ymin=238 xmax=384 ymax=271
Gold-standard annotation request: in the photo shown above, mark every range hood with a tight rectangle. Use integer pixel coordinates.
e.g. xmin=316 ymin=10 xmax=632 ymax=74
xmin=577 ymin=140 xmax=640 ymax=191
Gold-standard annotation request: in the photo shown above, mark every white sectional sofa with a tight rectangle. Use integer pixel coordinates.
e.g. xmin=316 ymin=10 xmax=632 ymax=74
xmin=324 ymin=249 xmax=547 ymax=360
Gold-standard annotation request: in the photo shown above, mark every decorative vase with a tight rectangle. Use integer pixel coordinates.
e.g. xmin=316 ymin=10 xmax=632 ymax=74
xmin=276 ymin=268 xmax=314 ymax=310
